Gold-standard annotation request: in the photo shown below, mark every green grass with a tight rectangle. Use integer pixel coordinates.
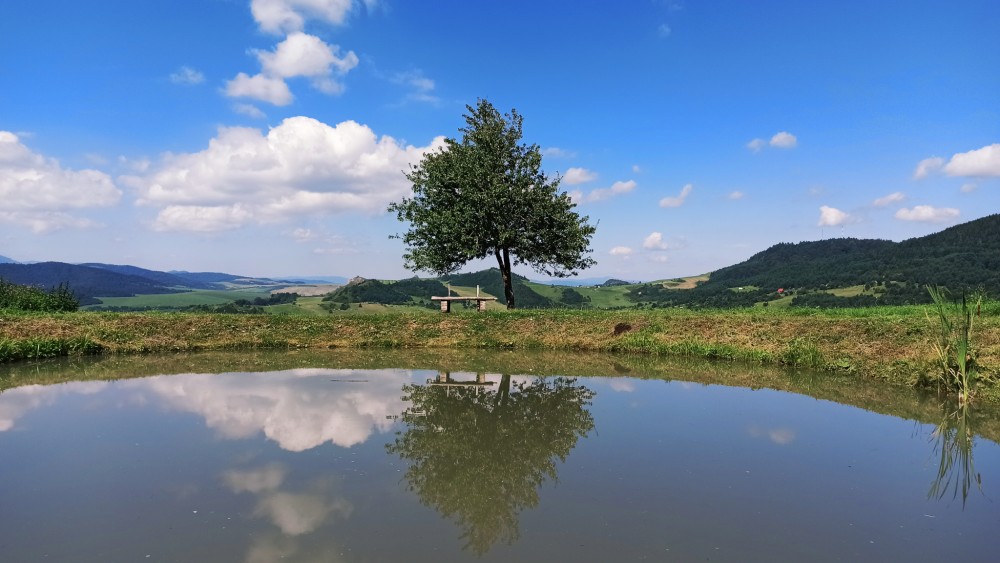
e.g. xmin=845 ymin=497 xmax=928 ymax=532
xmin=0 ymin=336 xmax=102 ymax=362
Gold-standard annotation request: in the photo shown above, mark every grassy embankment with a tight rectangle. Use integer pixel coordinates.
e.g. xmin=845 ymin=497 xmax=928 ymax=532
xmin=2 ymin=304 xmax=999 ymax=399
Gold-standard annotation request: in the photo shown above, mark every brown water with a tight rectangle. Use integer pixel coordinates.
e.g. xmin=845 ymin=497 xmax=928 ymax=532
xmin=0 ymin=352 xmax=997 ymax=561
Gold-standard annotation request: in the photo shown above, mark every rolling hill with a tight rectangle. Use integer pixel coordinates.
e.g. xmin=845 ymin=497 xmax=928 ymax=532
xmin=627 ymin=213 xmax=1000 ymax=308
xmin=80 ymin=263 xmax=219 ymax=290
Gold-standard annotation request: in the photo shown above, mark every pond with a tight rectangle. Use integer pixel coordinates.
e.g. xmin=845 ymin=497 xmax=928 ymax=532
xmin=1 ymin=350 xmax=997 ymax=561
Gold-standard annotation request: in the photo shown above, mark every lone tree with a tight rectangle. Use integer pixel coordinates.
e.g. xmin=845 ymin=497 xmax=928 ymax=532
xmin=388 ymin=99 xmax=596 ymax=309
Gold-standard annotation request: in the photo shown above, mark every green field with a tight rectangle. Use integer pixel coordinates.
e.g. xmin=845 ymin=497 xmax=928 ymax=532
xmin=86 ymin=288 xmax=275 ymax=309
xmin=526 ymin=282 xmax=633 ymax=308
xmin=827 ymin=285 xmax=870 ymax=297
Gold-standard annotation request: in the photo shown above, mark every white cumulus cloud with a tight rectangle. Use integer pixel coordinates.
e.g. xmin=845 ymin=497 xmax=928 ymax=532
xmin=572 ymin=180 xmax=635 ymax=204
xmin=894 ymin=205 xmax=959 ymax=223
xmin=259 ymin=32 xmax=358 ymax=78
xmin=912 ymin=156 xmax=944 ymax=180
xmin=643 ymin=232 xmax=671 ymax=251
xmin=609 ymin=246 xmax=633 ymax=256
xmin=169 ymin=66 xmax=205 ymax=85
xmin=123 ymin=117 xmax=444 ymax=232
xmin=391 ymin=70 xmax=438 ymax=104
xmin=872 ymin=191 xmax=905 ymax=207
xmin=659 ymin=183 xmax=692 ymax=208
xmin=563 ymin=167 xmax=598 ymax=185
xmin=251 ymin=0 xmax=357 ymax=34
xmin=817 ymin=205 xmax=850 ymax=227
xmin=769 ymin=131 xmax=797 ymax=149
xmin=0 ymin=131 xmax=121 ymax=232
xmin=226 ymin=72 xmax=294 ymax=105
xmin=290 ymin=227 xmax=317 ymax=242
xmin=748 ymin=132 xmax=797 ymax=152
xmin=227 ymin=33 xmax=358 ymax=105
xmin=234 ymin=103 xmax=267 ymax=119
xmin=541 ymin=147 xmax=575 ymax=159
xmin=944 ymin=143 xmax=1000 ymax=177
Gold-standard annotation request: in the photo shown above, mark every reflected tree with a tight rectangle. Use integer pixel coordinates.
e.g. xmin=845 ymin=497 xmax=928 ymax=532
xmin=386 ymin=373 xmax=595 ymax=555
xmin=928 ymin=402 xmax=983 ymax=507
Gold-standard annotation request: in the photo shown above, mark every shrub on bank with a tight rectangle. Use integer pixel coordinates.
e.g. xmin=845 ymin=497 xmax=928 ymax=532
xmin=0 ymin=279 xmax=79 ymax=312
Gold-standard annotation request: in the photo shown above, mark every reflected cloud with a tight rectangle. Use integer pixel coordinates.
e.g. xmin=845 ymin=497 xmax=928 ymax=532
xmin=1 ymin=369 xmax=412 ymax=451
xmin=128 ymin=368 xmax=412 ymax=451
xmin=223 ymin=464 xmax=287 ymax=494
xmin=245 ymin=533 xmax=297 ymax=563
xmin=0 ymin=382 xmax=109 ymax=431
xmin=609 ymin=379 xmax=635 ymax=393
xmin=225 ymin=464 xmax=353 ymax=537
xmin=748 ymin=425 xmax=797 ymax=445
xmin=255 ymin=489 xmax=352 ymax=536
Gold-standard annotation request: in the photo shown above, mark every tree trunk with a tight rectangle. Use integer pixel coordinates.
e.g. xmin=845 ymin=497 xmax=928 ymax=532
xmin=494 ymin=373 xmax=511 ymax=410
xmin=495 ymin=248 xmax=516 ymax=309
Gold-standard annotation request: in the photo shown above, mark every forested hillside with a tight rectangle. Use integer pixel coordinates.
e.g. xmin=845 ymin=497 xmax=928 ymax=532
xmin=323 ymin=278 xmax=448 ymax=308
xmin=628 ymin=214 xmax=1000 ymax=308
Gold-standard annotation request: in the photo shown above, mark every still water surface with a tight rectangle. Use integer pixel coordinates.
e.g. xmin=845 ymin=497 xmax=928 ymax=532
xmin=1 ymin=353 xmax=997 ymax=561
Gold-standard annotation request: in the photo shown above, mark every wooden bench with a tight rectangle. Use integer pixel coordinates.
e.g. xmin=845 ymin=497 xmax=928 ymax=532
xmin=430 ymin=295 xmax=498 ymax=312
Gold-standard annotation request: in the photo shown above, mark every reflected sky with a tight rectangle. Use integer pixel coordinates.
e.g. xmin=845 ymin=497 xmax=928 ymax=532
xmin=0 ymin=366 xmax=998 ymax=562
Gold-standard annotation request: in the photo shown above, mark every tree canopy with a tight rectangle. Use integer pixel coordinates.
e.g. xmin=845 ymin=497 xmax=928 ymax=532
xmin=388 ymin=99 xmax=596 ymax=308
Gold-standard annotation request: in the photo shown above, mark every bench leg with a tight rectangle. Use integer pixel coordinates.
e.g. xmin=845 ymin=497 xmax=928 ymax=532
xmin=440 ymin=300 xmax=450 ymax=313
xmin=478 ymin=299 xmax=487 ymax=312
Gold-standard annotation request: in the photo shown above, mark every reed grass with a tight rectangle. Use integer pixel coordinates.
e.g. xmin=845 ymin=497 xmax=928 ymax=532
xmin=926 ymin=286 xmax=985 ymax=402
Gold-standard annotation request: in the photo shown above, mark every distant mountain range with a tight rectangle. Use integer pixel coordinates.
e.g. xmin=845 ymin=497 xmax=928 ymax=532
xmin=0 ymin=262 xmax=316 ymax=305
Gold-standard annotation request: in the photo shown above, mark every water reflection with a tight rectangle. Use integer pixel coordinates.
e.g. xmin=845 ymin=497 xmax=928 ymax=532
xmin=127 ymin=368 xmax=409 ymax=451
xmin=387 ymin=372 xmax=596 ymax=555
xmin=928 ymin=403 xmax=984 ymax=507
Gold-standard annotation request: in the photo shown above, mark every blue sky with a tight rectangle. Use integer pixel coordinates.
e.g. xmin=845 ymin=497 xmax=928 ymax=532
xmin=1 ymin=0 xmax=998 ymax=281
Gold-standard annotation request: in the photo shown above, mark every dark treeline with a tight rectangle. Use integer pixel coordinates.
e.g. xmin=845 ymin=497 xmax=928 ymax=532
xmin=89 ymin=293 xmax=299 ymax=313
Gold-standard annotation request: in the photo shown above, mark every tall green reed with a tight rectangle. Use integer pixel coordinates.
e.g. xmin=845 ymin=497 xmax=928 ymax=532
xmin=926 ymin=286 xmax=983 ymax=402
